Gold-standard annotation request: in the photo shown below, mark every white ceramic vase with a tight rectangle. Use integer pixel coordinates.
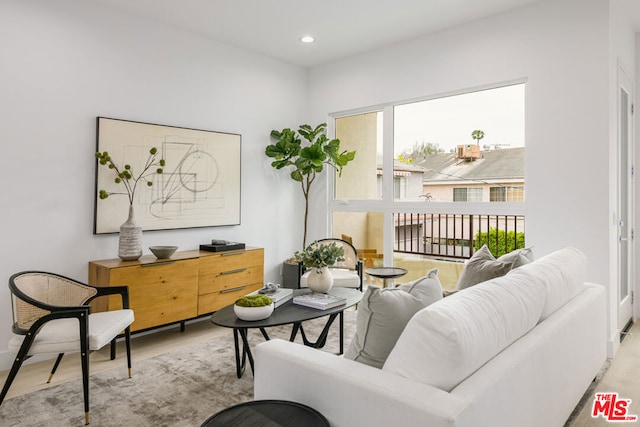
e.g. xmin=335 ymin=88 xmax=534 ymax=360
xmin=307 ymin=266 xmax=334 ymax=293
xmin=118 ymin=205 xmax=143 ymax=261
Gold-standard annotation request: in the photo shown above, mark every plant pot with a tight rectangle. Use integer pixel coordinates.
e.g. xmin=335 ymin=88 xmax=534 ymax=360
xmin=234 ymin=303 xmax=274 ymax=321
xmin=118 ymin=205 xmax=143 ymax=261
xmin=307 ymin=266 xmax=334 ymax=293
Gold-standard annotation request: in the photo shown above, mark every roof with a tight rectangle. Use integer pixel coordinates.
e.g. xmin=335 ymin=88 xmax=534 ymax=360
xmin=416 ymin=147 xmax=524 ymax=183
xmin=376 ymin=156 xmax=428 ymax=173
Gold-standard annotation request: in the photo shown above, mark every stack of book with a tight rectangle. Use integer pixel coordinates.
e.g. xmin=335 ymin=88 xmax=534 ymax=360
xmin=293 ymin=292 xmax=346 ymax=310
xmin=248 ymin=286 xmax=293 ymax=308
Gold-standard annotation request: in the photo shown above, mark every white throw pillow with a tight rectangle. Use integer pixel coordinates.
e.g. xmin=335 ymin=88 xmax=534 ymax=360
xmin=383 ymin=271 xmax=546 ymax=392
xmin=344 ymin=270 xmax=443 ymax=368
xmin=497 ymin=247 xmax=534 ymax=269
xmin=455 ymin=245 xmax=513 ymax=290
xmin=397 ymin=269 xmax=445 ymax=303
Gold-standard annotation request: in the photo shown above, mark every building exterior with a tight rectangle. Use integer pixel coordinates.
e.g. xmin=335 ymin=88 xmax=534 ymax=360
xmin=417 ymin=147 xmax=525 ymax=202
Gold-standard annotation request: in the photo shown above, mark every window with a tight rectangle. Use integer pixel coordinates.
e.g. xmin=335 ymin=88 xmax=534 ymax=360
xmin=334 ymin=111 xmax=383 ymax=200
xmin=393 ymin=83 xmax=525 ymax=202
xmin=490 ymin=186 xmax=524 ymax=202
xmin=453 ymin=187 xmax=483 ymax=202
xmin=329 ymin=82 xmax=526 ymax=283
xmin=394 ymin=176 xmax=407 ymax=199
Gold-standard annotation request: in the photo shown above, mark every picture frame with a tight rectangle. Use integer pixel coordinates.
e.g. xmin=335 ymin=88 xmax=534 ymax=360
xmin=94 ymin=117 xmax=241 ymax=234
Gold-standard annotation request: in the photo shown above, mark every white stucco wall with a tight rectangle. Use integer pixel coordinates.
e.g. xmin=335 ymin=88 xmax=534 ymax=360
xmin=0 ymin=0 xmax=307 ymax=369
xmin=307 ymin=0 xmax=627 ymax=354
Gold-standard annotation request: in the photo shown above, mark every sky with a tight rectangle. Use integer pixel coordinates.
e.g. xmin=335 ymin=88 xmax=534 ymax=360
xmin=378 ymin=83 xmax=525 ymax=156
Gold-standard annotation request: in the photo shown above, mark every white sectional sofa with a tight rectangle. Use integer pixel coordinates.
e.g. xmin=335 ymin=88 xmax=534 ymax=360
xmin=254 ymin=247 xmax=607 ymax=427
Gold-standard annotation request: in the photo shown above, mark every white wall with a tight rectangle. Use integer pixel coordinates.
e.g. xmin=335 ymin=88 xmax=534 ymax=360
xmin=307 ymin=0 xmax=623 ymax=351
xmin=0 ymin=0 xmax=307 ymax=369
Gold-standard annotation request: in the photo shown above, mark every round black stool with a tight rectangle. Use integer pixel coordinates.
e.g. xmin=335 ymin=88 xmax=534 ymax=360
xmin=201 ymin=400 xmax=330 ymax=427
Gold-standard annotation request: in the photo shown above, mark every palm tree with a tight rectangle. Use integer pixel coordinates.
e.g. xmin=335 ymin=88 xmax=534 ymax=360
xmin=471 ymin=129 xmax=485 ymax=146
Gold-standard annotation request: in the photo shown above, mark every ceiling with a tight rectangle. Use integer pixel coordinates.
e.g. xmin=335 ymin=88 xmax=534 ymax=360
xmin=93 ymin=0 xmax=547 ymax=68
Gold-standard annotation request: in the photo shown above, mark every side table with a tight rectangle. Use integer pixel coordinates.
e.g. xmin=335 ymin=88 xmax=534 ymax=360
xmin=365 ymin=267 xmax=408 ymax=288
xmin=201 ymin=400 xmax=329 ymax=427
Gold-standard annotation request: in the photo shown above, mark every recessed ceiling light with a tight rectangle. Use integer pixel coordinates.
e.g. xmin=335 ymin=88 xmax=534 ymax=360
xmin=300 ymin=35 xmax=315 ymax=43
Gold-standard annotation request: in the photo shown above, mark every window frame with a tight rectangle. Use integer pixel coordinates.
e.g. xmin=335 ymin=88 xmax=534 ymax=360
xmin=326 ymin=80 xmax=526 ymax=259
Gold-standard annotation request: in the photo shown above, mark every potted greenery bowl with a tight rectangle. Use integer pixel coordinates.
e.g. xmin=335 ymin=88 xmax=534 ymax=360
xmin=234 ymin=295 xmax=274 ymax=321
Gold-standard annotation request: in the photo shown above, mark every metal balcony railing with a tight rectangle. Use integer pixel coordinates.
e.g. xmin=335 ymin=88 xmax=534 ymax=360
xmin=394 ymin=213 xmax=526 ymax=260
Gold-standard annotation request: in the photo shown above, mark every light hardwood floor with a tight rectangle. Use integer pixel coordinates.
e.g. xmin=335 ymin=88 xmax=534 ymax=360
xmin=567 ymin=321 xmax=640 ymax=426
xmin=1 ymin=318 xmax=639 ymax=425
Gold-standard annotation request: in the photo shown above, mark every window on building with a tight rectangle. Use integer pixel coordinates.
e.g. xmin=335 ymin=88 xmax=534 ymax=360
xmin=453 ymin=187 xmax=483 ymax=202
xmin=394 ymin=176 xmax=407 ymax=199
xmin=490 ymin=186 xmax=524 ymax=202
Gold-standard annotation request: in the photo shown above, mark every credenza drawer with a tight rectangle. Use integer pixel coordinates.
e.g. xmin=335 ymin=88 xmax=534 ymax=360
xmin=197 ymin=282 xmax=263 ymax=314
xmin=199 ymin=249 xmax=263 ymax=276
xmin=199 ymin=265 xmax=264 ymax=295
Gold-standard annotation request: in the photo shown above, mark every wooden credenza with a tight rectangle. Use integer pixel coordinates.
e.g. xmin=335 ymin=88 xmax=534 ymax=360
xmin=88 ymin=247 xmax=264 ymax=332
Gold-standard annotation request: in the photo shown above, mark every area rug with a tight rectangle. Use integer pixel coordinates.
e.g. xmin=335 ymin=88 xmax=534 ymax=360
xmin=0 ymin=310 xmax=356 ymax=427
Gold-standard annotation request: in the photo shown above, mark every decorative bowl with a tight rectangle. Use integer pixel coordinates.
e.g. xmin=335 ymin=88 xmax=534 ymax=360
xmin=234 ymin=303 xmax=274 ymax=321
xmin=149 ymin=246 xmax=178 ymax=259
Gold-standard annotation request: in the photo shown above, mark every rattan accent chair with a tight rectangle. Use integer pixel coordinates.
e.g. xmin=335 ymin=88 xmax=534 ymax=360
xmin=299 ymin=238 xmax=363 ymax=291
xmin=0 ymin=271 xmax=134 ymax=425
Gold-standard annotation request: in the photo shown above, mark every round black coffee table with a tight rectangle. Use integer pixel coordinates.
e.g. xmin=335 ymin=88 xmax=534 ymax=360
xmin=201 ymin=400 xmax=329 ymax=427
xmin=211 ymin=287 xmax=362 ymax=378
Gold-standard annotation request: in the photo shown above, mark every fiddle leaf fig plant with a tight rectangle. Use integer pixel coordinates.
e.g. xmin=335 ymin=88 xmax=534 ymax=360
xmin=267 ymin=123 xmax=356 ymax=248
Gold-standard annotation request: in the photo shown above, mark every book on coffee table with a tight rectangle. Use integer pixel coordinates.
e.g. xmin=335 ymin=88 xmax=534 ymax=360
xmin=293 ymin=292 xmax=347 ymax=310
xmin=247 ymin=287 xmax=293 ymax=308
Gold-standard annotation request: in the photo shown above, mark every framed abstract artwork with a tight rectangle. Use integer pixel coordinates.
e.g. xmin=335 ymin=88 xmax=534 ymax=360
xmin=94 ymin=117 xmax=241 ymax=234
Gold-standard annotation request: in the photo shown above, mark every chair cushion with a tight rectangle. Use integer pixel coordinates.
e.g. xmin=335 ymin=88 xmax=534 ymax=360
xmin=300 ymin=268 xmax=360 ymax=288
xmin=344 ymin=270 xmax=442 ymax=368
xmin=454 ymin=245 xmax=513 ymax=290
xmin=9 ymin=309 xmax=134 ymax=355
xmin=383 ymin=271 xmax=546 ymax=392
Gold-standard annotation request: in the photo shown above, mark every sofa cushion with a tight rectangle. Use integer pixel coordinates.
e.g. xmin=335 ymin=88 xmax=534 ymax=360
xmin=507 ymin=246 xmax=585 ymax=320
xmin=344 ymin=270 xmax=442 ymax=368
xmin=382 ymin=271 xmax=546 ymax=392
xmin=455 ymin=245 xmax=513 ymax=290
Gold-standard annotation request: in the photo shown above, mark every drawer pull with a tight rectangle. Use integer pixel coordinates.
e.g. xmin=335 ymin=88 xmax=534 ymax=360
xmin=221 ymin=251 xmax=245 ymax=256
xmin=142 ymin=260 xmax=176 ymax=267
xmin=220 ymin=268 xmax=246 ymax=275
xmin=220 ymin=285 xmax=247 ymax=294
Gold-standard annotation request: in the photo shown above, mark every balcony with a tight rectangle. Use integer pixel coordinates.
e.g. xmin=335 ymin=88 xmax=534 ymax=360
xmin=368 ymin=213 xmax=526 ymax=290
xmin=394 ymin=213 xmax=525 ymax=260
